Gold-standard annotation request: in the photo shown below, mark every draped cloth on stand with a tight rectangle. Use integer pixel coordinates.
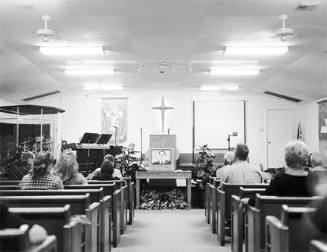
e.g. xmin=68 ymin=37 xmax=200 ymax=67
xmin=101 ymin=98 xmax=128 ymax=144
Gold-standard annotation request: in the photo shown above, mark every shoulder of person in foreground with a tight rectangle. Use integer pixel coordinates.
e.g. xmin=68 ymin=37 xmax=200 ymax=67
xmin=113 ymin=169 xmax=122 ymax=179
xmin=76 ymin=172 xmax=88 ymax=184
xmin=51 ymin=175 xmax=64 ymax=189
xmin=87 ymin=168 xmax=101 ymax=180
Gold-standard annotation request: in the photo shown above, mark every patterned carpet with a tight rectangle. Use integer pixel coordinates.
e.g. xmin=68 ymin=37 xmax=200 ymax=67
xmin=114 ymin=209 xmax=231 ymax=252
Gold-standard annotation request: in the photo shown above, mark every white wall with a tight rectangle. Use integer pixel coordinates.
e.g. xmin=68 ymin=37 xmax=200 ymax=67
xmin=6 ymin=93 xmax=324 ymax=167
xmin=29 ymin=90 xmax=305 ymax=169
xmin=0 ymin=98 xmax=13 ymax=106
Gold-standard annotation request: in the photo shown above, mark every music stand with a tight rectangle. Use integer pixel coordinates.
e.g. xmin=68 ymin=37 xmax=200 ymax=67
xmin=96 ymin=134 xmax=112 ymax=144
xmin=79 ymin=133 xmax=100 ymax=144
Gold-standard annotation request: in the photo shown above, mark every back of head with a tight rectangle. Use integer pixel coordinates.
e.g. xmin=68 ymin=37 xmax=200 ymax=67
xmin=234 ymin=144 xmax=249 ymax=161
xmin=31 ymin=152 xmax=53 ymax=178
xmin=103 ymin=154 xmax=114 ymax=163
xmin=224 ymin=151 xmax=235 ymax=165
xmin=284 ymin=140 xmax=309 ymax=170
xmin=54 ymin=154 xmax=78 ymax=183
xmin=99 ymin=160 xmax=114 ymax=179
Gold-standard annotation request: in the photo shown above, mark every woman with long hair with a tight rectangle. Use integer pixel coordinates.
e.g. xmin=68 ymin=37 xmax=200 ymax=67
xmin=53 ymin=153 xmax=87 ymax=185
xmin=19 ymin=152 xmax=63 ymax=190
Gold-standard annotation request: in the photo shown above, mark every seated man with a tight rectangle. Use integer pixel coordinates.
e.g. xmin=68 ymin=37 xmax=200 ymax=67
xmin=219 ymin=143 xmax=271 ymax=185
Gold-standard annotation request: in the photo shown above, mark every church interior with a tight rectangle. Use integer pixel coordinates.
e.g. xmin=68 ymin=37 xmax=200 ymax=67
xmin=0 ymin=0 xmax=326 ymax=251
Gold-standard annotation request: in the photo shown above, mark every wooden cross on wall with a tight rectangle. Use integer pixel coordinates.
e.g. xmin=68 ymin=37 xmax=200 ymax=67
xmin=152 ymin=97 xmax=174 ymax=133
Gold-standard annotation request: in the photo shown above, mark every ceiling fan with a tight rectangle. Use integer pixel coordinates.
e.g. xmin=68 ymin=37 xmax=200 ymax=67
xmin=273 ymin=15 xmax=296 ymax=41
xmin=36 ymin=15 xmax=56 ymax=42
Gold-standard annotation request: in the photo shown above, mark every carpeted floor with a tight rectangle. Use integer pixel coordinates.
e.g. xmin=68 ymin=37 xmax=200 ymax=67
xmin=114 ymin=209 xmax=231 ymax=252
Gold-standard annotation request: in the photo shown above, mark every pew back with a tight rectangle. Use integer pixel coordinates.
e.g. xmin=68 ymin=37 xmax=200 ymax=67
xmin=231 ymin=188 xmax=266 ymax=252
xmin=0 ymin=224 xmax=30 ymax=251
xmin=0 ymin=189 xmax=104 ymax=204
xmin=8 ymin=205 xmax=80 ymax=252
xmin=247 ymin=195 xmax=321 ymax=252
xmin=217 ymin=183 xmax=268 ymax=246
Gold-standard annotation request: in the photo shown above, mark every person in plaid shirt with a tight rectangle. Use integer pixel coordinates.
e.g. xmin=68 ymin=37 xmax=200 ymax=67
xmin=19 ymin=152 xmax=64 ymax=190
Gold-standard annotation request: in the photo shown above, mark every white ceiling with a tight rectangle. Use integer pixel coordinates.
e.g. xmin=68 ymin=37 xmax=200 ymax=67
xmin=0 ymin=0 xmax=326 ymax=103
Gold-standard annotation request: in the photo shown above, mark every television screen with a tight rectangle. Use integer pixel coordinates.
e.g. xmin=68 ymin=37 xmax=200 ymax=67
xmin=151 ymin=149 xmax=172 ymax=165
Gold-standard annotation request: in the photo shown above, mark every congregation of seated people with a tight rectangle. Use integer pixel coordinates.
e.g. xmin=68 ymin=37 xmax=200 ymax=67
xmin=206 ymin=140 xmax=327 ymax=251
xmin=1 ymin=139 xmax=326 ymax=252
xmin=0 ymin=148 xmax=132 ymax=252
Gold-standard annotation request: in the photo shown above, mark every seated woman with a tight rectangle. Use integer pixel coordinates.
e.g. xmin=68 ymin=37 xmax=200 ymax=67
xmin=216 ymin=151 xmax=234 ymax=179
xmin=87 ymin=154 xmax=122 ymax=180
xmin=19 ymin=152 xmax=64 ymax=190
xmin=247 ymin=140 xmax=312 ymax=206
xmin=92 ymin=160 xmax=121 ymax=180
xmin=52 ymin=153 xmax=87 ymax=185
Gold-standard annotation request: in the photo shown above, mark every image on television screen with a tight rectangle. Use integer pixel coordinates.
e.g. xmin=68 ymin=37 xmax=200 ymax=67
xmin=151 ymin=149 xmax=172 ymax=165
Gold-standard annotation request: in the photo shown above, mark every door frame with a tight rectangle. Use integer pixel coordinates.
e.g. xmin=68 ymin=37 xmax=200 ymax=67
xmin=266 ymin=109 xmax=293 ymax=169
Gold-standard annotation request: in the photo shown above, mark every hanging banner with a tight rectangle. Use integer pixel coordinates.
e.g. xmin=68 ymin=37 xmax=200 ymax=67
xmin=319 ymin=100 xmax=327 ymax=153
xmin=101 ymin=98 xmax=128 ymax=144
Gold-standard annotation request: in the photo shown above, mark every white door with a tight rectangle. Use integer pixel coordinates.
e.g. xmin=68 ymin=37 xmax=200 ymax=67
xmin=267 ymin=110 xmax=293 ymax=168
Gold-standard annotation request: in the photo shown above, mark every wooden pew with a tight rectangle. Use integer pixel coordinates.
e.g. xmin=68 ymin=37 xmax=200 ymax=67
xmin=64 ymin=184 xmax=121 ymax=248
xmin=217 ymin=183 xmax=268 ymax=246
xmin=246 ymin=195 xmax=322 ymax=252
xmin=8 ymin=206 xmax=78 ymax=252
xmin=87 ymin=180 xmax=128 ymax=234
xmin=123 ymin=177 xmax=135 ymax=225
xmin=0 ymin=189 xmax=112 ymax=252
xmin=265 ymin=205 xmax=316 ymax=252
xmin=0 ymin=226 xmax=57 ymax=252
xmin=310 ymin=240 xmax=327 ymax=252
xmin=231 ymin=187 xmax=266 ymax=252
xmin=205 ymin=178 xmax=220 ymax=225
xmin=0 ymin=195 xmax=100 ymax=252
xmin=0 ymin=179 xmax=20 ymax=185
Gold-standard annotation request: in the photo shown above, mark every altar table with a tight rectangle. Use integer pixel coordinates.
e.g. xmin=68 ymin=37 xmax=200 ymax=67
xmin=135 ymin=170 xmax=192 ymax=209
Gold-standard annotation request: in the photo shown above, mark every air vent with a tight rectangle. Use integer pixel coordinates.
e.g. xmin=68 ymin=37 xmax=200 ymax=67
xmin=23 ymin=90 xmax=60 ymax=101
xmin=264 ymin=91 xmax=302 ymax=103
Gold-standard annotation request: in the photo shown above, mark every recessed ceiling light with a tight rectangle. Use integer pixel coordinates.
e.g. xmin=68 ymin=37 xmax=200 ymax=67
xmin=210 ymin=67 xmax=260 ymax=76
xmin=200 ymin=85 xmax=240 ymax=91
xmin=39 ymin=45 xmax=104 ymax=55
xmin=65 ymin=68 xmax=115 ymax=76
xmin=84 ymin=83 xmax=123 ymax=91
xmin=224 ymin=46 xmax=289 ymax=56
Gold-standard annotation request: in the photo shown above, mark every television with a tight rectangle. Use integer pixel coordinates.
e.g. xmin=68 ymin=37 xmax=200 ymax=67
xmin=151 ymin=148 xmax=172 ymax=165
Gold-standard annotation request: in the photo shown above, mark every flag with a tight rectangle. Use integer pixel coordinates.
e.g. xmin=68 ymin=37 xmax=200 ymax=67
xmin=297 ymin=123 xmax=303 ymax=140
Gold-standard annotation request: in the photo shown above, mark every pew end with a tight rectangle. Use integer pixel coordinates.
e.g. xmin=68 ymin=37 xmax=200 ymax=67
xmin=310 ymin=240 xmax=327 ymax=252
xmin=265 ymin=215 xmax=289 ymax=252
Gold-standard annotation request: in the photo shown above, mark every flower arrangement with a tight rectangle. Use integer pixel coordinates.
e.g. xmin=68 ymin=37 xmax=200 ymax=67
xmin=140 ymin=189 xmax=188 ymax=210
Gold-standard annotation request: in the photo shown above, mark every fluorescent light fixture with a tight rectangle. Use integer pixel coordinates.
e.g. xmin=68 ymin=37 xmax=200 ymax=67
xmin=210 ymin=67 xmax=260 ymax=76
xmin=65 ymin=68 xmax=115 ymax=76
xmin=84 ymin=83 xmax=123 ymax=91
xmin=224 ymin=46 xmax=289 ymax=55
xmin=40 ymin=45 xmax=104 ymax=55
xmin=192 ymin=60 xmax=259 ymax=65
xmin=200 ymin=85 xmax=240 ymax=91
